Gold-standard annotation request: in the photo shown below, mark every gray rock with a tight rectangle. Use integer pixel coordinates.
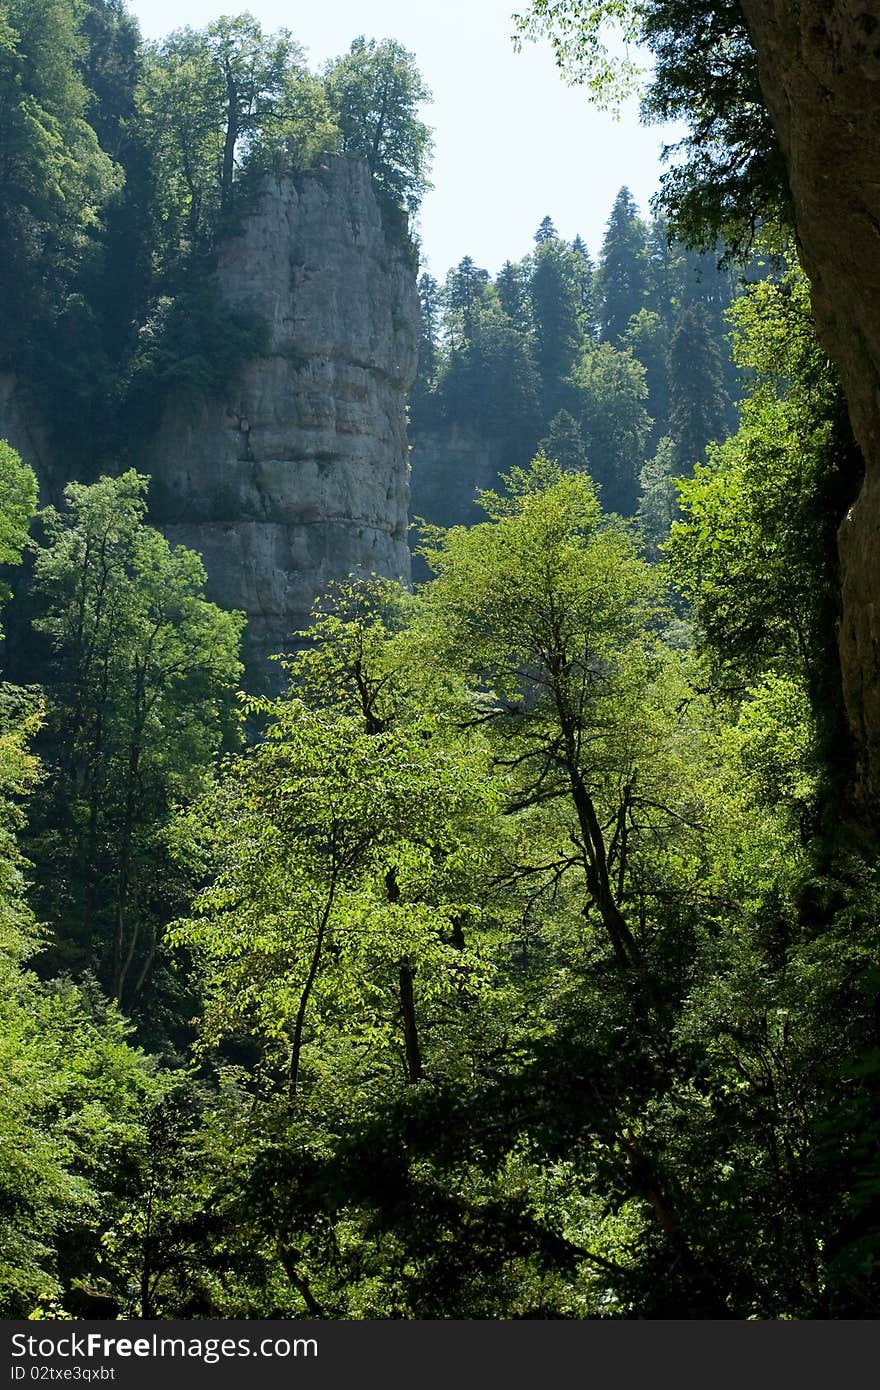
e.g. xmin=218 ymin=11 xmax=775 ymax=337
xmin=145 ymin=155 xmax=419 ymax=678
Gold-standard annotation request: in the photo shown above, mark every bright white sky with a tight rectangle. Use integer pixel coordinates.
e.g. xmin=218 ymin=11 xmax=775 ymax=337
xmin=129 ymin=0 xmax=684 ymax=278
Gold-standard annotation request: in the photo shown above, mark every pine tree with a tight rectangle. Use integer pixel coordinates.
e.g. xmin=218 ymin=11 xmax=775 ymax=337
xmin=667 ymin=302 xmax=729 ymax=471
xmin=571 ymin=234 xmax=597 ymax=337
xmin=529 ymin=238 xmax=583 ymax=415
xmin=538 ymin=409 xmax=590 ymax=473
xmin=596 ymin=187 xmax=649 ymax=343
xmin=534 ymin=214 xmax=558 ymax=245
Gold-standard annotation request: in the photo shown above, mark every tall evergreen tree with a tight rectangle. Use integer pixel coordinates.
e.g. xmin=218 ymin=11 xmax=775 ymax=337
xmin=571 ymin=233 xmax=597 ymax=338
xmin=596 ymin=186 xmax=649 ymax=343
xmin=416 ymin=272 xmax=441 ymax=385
xmin=529 ymin=237 xmax=583 ymax=415
xmin=667 ymin=302 xmax=728 ymax=470
xmin=622 ymin=307 xmax=671 ymax=446
xmin=495 ymin=258 xmax=531 ymax=334
xmin=538 ymin=409 xmax=590 ymax=473
xmin=534 ymin=214 xmax=558 ymax=244
xmin=442 ymin=256 xmax=491 ymax=345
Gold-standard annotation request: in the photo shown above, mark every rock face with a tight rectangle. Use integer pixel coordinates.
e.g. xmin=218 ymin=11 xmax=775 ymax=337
xmin=146 ymin=156 xmax=419 ymax=675
xmin=739 ymin=0 xmax=880 ymax=814
xmin=0 ymin=373 xmax=55 ymax=500
xmin=409 ymin=425 xmax=498 ymax=532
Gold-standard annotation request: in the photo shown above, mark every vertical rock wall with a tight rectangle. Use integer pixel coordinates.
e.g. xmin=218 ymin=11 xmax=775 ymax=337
xmin=409 ymin=425 xmax=499 ymax=531
xmin=145 ymin=155 xmax=419 ymax=674
xmin=739 ymin=0 xmax=880 ymax=814
xmin=0 ymin=374 xmax=55 ymax=500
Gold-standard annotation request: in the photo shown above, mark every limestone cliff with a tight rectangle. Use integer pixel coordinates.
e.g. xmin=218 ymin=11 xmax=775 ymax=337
xmin=739 ymin=0 xmax=880 ymax=814
xmin=409 ymin=425 xmax=499 ymax=531
xmin=144 ymin=155 xmax=419 ymax=673
xmin=0 ymin=373 xmax=55 ymax=500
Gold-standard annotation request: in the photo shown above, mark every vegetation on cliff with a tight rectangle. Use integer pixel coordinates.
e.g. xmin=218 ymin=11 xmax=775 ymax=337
xmin=0 ymin=2 xmax=430 ymax=462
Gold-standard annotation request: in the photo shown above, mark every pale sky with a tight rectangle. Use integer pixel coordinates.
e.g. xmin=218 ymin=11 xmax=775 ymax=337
xmin=129 ymin=0 xmax=684 ymax=278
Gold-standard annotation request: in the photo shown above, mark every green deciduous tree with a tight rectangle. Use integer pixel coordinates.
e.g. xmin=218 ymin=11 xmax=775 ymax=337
xmin=513 ymin=1 xmax=788 ymax=253
xmin=637 ymin=434 xmax=679 ymax=559
xmin=0 ymin=440 xmax=37 ymax=616
xmin=418 ymin=455 xmax=663 ymax=973
xmin=171 ymin=579 xmax=503 ymax=1101
xmin=665 ymin=265 xmax=847 ymax=706
xmin=571 ymin=340 xmax=651 ymax=513
xmin=0 ymin=0 xmax=121 ymax=232
xmin=138 ymin=14 xmax=338 ymax=260
xmin=0 ymin=460 xmax=157 ymax=1318
xmin=324 ymin=36 xmax=432 ymax=214
xmin=28 ymin=470 xmax=245 ymax=1009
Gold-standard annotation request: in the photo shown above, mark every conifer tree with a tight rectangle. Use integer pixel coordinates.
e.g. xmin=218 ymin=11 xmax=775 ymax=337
xmin=571 ymin=234 xmax=597 ymax=338
xmin=495 ymin=259 xmax=531 ymax=334
xmin=596 ymin=186 xmax=649 ymax=342
xmin=538 ymin=409 xmax=590 ymax=473
xmin=667 ymin=302 xmax=728 ymax=470
xmin=534 ymin=214 xmax=558 ymax=244
xmin=529 ymin=238 xmax=583 ymax=415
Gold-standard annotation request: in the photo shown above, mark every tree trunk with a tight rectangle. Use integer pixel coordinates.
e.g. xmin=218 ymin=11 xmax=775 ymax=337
xmin=385 ymin=867 xmax=424 ymax=1081
xmin=738 ymin=0 xmax=880 ymax=818
xmin=398 ymin=956 xmax=423 ymax=1084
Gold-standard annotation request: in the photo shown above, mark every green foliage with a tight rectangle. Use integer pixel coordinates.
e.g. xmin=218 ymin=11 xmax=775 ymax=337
xmin=324 ymin=36 xmax=433 ymax=214
xmin=666 ymin=301 xmax=727 ymax=469
xmin=1 ymin=7 xmax=426 ymax=462
xmin=596 ymin=186 xmax=649 ymax=342
xmin=123 ymin=279 xmax=269 ymax=434
xmin=665 ymin=265 xmax=847 ymax=699
xmin=0 ymin=0 xmax=122 ymax=230
xmin=538 ymin=409 xmax=589 ymax=473
xmin=571 ymin=340 xmax=651 ymax=513
xmin=170 ymin=578 xmax=503 ymax=1102
xmin=0 ymin=684 xmax=159 ymax=1318
xmin=3 ymin=0 xmax=878 ymax=1324
xmin=637 ymin=434 xmax=679 ymax=558
xmin=411 ymin=192 xmax=739 ymax=526
xmin=137 ymin=15 xmax=340 ymax=261
xmin=512 ymin=0 xmax=645 ymax=107
xmin=513 ymin=1 xmax=790 ymax=253
xmin=437 ymin=298 xmax=542 ymax=461
xmin=27 ymin=470 xmax=245 ymax=1010
xmin=418 ymin=455 xmax=664 ymax=973
xmin=529 ymin=234 xmax=586 ymax=409
xmin=0 ymin=440 xmax=37 ymax=614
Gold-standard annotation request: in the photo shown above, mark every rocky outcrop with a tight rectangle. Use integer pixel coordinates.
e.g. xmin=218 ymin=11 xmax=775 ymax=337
xmin=739 ymin=0 xmax=880 ymax=814
xmin=0 ymin=374 xmax=55 ymax=500
xmin=409 ymin=425 xmax=499 ymax=532
xmin=146 ymin=155 xmax=419 ymax=676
